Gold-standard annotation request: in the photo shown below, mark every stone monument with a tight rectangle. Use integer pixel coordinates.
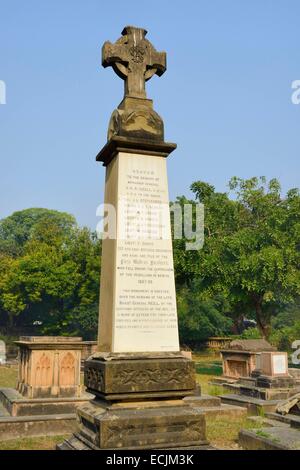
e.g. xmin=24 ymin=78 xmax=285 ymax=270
xmin=0 ymin=340 xmax=6 ymax=365
xmin=219 ymin=339 xmax=276 ymax=381
xmin=220 ymin=348 xmax=299 ymax=414
xmin=59 ymin=26 xmax=208 ymax=450
xmin=0 ymin=337 xmax=90 ymax=416
xmin=16 ymin=336 xmax=82 ymax=400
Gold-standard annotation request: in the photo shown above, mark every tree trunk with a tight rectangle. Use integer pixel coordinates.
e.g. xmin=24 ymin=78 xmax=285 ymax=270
xmin=254 ymin=298 xmax=270 ymax=339
xmin=6 ymin=312 xmax=14 ymax=335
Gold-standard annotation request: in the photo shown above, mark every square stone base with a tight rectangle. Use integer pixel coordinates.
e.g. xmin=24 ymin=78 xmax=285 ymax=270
xmin=0 ymin=387 xmax=92 ymax=417
xmin=84 ymin=352 xmax=196 ymax=400
xmin=59 ymin=398 xmax=208 ymax=450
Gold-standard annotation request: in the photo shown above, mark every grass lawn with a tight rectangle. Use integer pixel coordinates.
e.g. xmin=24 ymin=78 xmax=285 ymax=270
xmin=0 ymin=351 xmax=259 ymax=450
xmin=0 ymin=435 xmax=68 ymax=450
xmin=206 ymin=415 xmax=261 ymax=450
xmin=0 ymin=366 xmax=18 ymax=388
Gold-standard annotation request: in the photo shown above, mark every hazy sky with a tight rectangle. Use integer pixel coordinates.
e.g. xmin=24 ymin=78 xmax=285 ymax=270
xmin=1 ymin=0 xmax=299 ymax=230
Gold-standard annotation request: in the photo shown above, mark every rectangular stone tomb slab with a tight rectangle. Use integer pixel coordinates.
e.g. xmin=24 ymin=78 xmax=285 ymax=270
xmin=84 ymin=353 xmax=196 ymax=399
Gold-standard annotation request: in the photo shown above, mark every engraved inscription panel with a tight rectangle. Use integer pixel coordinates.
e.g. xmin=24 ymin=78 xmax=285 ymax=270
xmin=273 ymin=354 xmax=287 ymax=375
xmin=113 ymin=153 xmax=179 ymax=352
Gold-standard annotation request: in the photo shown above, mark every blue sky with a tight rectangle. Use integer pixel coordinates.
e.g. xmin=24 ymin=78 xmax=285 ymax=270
xmin=0 ymin=0 xmax=299 ymax=229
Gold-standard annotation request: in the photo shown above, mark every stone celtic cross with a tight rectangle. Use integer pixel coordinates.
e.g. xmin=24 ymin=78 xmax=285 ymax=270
xmin=102 ymin=26 xmax=166 ymax=99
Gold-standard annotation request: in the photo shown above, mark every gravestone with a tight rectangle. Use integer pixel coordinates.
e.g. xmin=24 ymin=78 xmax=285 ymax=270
xmin=220 ymin=339 xmax=276 ymax=380
xmin=58 ymin=26 xmax=208 ymax=450
xmin=0 ymin=337 xmax=92 ymax=418
xmin=16 ymin=336 xmax=83 ymax=399
xmin=0 ymin=341 xmax=6 ymax=365
xmin=260 ymin=351 xmax=288 ymax=377
xmin=220 ymin=347 xmax=298 ymax=413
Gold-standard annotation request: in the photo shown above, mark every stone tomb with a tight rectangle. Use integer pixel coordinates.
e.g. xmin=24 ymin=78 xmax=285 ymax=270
xmin=0 ymin=340 xmax=6 ymax=365
xmin=220 ymin=339 xmax=276 ymax=381
xmin=0 ymin=337 xmax=92 ymax=440
xmin=58 ymin=26 xmax=210 ymax=450
xmin=220 ymin=350 xmax=299 ymax=414
xmin=16 ymin=336 xmax=82 ymax=399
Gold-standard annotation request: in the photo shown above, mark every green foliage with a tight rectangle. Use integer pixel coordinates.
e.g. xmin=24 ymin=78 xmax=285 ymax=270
xmin=271 ymin=301 xmax=300 ymax=329
xmin=173 ymin=177 xmax=300 ymax=339
xmin=240 ymin=327 xmax=262 ymax=340
xmin=177 ymin=286 xmax=232 ymax=345
xmin=0 ymin=209 xmax=100 ymax=339
xmin=0 ymin=208 xmax=76 ymax=257
xmin=269 ymin=321 xmax=300 ymax=352
xmin=1 ymin=175 xmax=299 ymax=344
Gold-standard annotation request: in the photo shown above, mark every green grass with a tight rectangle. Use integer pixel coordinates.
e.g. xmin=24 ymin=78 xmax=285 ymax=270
xmin=0 ymin=435 xmax=68 ymax=450
xmin=207 ymin=415 xmax=262 ymax=449
xmin=196 ymin=373 xmax=230 ymax=396
xmin=255 ymin=430 xmax=271 ymax=439
xmin=0 ymin=366 xmax=18 ymax=388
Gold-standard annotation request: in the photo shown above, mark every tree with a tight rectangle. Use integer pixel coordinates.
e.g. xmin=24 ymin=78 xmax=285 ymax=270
xmin=177 ymin=285 xmax=232 ymax=347
xmin=173 ymin=177 xmax=300 ymax=339
xmin=0 ymin=209 xmax=101 ymax=338
xmin=0 ymin=208 xmax=76 ymax=257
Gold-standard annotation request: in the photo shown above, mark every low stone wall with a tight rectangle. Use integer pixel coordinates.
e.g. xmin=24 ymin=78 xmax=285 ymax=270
xmin=0 ymin=413 xmax=76 ymax=441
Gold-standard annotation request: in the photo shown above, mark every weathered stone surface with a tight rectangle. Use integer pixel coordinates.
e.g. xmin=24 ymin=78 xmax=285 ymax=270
xmin=0 ymin=412 xmax=76 ymax=441
xmin=102 ymin=27 xmax=167 ymax=141
xmin=183 ymin=395 xmax=221 ymax=408
xmin=0 ymin=388 xmax=92 ymax=417
xmin=221 ymin=350 xmax=257 ymax=379
xmin=266 ymin=412 xmax=300 ymax=428
xmin=247 ymin=415 xmax=290 ymax=428
xmin=16 ymin=336 xmax=83 ymax=399
xmin=220 ymin=340 xmax=277 ymax=380
xmin=107 ymin=98 xmax=164 ymax=142
xmin=289 ymin=368 xmax=300 ymax=380
xmin=275 ymin=392 xmax=300 ymax=415
xmin=256 ymin=374 xmax=296 ymax=389
xmin=220 ymin=393 xmax=284 ymax=414
xmin=199 ymin=404 xmax=247 ymax=418
xmin=64 ymin=398 xmax=208 ymax=450
xmin=260 ymin=351 xmax=289 ymax=377
xmin=239 ymin=426 xmax=300 ymax=450
xmin=227 ymin=339 xmax=276 ymax=352
xmin=239 ymin=384 xmax=291 ymax=401
xmin=96 ymin=135 xmax=176 ymax=167
xmin=102 ymin=26 xmax=166 ymax=100
xmin=84 ymin=353 xmax=195 ymax=399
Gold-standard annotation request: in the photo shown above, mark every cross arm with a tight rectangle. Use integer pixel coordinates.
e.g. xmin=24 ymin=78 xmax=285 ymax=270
xmin=147 ymin=46 xmax=166 ymax=77
xmin=102 ymin=41 xmax=129 ymax=79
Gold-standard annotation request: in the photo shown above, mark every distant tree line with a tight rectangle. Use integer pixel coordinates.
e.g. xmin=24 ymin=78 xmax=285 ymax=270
xmin=0 ymin=176 xmax=299 ymax=347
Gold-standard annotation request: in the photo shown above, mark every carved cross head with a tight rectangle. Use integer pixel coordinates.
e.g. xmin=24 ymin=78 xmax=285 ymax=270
xmin=102 ymin=26 xmax=166 ymax=99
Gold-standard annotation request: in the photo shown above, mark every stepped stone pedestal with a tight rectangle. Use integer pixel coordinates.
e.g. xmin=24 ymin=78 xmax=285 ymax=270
xmin=58 ymin=26 xmax=209 ymax=451
xmin=220 ymin=351 xmax=300 ymax=414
